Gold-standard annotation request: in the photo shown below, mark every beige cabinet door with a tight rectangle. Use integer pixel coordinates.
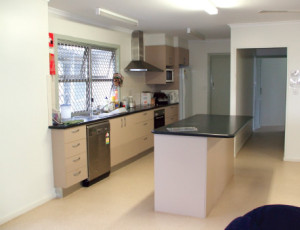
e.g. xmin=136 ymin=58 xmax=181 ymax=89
xmin=110 ymin=110 xmax=154 ymax=167
xmin=110 ymin=117 xmax=125 ymax=167
xmin=166 ymin=46 xmax=174 ymax=66
xmin=110 ymin=116 xmax=129 ymax=148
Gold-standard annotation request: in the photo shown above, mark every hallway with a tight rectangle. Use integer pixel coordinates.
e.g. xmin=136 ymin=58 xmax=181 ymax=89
xmin=2 ymin=129 xmax=300 ymax=230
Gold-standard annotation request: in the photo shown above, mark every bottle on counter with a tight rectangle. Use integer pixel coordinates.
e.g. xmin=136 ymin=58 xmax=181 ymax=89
xmin=122 ymin=97 xmax=128 ymax=108
xmin=108 ymin=101 xmax=115 ymax=112
xmin=103 ymin=97 xmax=109 ymax=112
xmin=129 ymin=96 xmax=134 ymax=108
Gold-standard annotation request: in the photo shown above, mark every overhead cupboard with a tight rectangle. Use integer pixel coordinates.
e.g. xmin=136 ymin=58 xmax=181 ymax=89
xmin=145 ymin=45 xmax=189 ymax=85
xmin=175 ymin=47 xmax=189 ymax=66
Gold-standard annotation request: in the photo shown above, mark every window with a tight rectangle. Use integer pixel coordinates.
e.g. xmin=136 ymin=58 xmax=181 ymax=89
xmin=57 ymin=39 xmax=117 ymax=115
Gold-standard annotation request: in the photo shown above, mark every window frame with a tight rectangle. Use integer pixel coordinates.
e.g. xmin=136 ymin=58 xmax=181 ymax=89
xmin=53 ymin=34 xmax=120 ymax=114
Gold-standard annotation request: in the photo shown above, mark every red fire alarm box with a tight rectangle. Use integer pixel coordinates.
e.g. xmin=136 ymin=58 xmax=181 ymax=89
xmin=49 ymin=33 xmax=54 ymax=47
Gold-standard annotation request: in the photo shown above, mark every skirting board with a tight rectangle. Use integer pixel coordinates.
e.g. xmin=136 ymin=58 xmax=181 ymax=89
xmin=283 ymin=157 xmax=300 ymax=162
xmin=0 ymin=192 xmax=55 ymax=225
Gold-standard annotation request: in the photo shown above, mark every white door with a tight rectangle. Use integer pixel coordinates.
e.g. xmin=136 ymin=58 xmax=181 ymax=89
xmin=209 ymin=54 xmax=230 ymax=115
xmin=179 ymin=67 xmax=193 ymax=119
xmin=255 ymin=57 xmax=287 ymax=128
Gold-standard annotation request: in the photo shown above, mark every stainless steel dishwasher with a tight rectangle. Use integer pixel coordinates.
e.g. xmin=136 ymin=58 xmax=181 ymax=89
xmin=82 ymin=121 xmax=110 ymax=187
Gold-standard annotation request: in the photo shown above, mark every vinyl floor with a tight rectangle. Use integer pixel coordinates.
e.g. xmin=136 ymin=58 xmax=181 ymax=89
xmin=2 ymin=128 xmax=300 ymax=230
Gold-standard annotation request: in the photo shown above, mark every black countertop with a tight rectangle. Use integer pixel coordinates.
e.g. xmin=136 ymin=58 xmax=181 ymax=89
xmin=49 ymin=104 xmax=177 ymax=129
xmin=152 ymin=114 xmax=252 ymax=138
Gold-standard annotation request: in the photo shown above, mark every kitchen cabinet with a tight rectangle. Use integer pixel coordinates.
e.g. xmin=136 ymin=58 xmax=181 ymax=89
xmin=165 ymin=104 xmax=179 ymax=125
xmin=175 ymin=47 xmax=189 ymax=66
xmin=51 ymin=126 xmax=88 ymax=189
xmin=110 ymin=110 xmax=154 ymax=167
xmin=145 ymin=45 xmax=174 ymax=84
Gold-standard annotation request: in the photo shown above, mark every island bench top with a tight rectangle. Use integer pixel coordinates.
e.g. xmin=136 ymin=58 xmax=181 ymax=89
xmin=152 ymin=114 xmax=253 ymax=138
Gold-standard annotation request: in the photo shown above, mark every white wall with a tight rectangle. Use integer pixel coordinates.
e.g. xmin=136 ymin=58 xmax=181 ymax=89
xmin=144 ymin=33 xmax=173 ymax=46
xmin=48 ymin=14 xmax=155 ymax=106
xmin=236 ymin=49 xmax=255 ymax=115
xmin=188 ymin=39 xmax=230 ymax=114
xmin=230 ymin=21 xmax=300 ymax=161
xmin=0 ymin=0 xmax=54 ymax=224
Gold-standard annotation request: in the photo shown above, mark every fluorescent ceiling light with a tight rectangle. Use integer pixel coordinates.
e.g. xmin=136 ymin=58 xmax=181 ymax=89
xmin=96 ymin=8 xmax=138 ymax=26
xmin=168 ymin=0 xmax=218 ymax=15
xmin=203 ymin=1 xmax=218 ymax=15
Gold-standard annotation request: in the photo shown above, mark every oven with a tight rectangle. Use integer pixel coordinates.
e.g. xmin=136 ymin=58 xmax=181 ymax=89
xmin=154 ymin=109 xmax=165 ymax=129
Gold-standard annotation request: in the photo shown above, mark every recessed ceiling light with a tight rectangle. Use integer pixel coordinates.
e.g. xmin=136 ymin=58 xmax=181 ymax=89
xmin=96 ymin=8 xmax=139 ymax=26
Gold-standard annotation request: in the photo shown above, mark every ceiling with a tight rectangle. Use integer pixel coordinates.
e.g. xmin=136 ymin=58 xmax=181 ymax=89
xmin=48 ymin=0 xmax=300 ymax=40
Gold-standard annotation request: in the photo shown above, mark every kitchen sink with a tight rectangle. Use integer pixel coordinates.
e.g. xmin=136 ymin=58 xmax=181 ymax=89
xmin=71 ymin=108 xmax=127 ymax=121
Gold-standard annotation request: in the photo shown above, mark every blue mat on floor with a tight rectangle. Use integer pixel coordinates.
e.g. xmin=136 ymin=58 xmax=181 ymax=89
xmin=225 ymin=205 xmax=300 ymax=230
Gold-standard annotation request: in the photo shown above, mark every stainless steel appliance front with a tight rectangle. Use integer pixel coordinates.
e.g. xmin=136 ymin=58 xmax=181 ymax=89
xmin=83 ymin=121 xmax=110 ymax=186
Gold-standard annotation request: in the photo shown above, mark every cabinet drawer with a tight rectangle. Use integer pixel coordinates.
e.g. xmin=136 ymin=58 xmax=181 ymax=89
xmin=65 ymin=166 xmax=87 ymax=188
xmin=64 ymin=138 xmax=86 ymax=158
xmin=165 ymin=105 xmax=178 ymax=116
xmin=126 ymin=111 xmax=153 ymax=124
xmin=138 ymin=134 xmax=154 ymax=151
xmin=66 ymin=153 xmax=87 ymax=172
xmin=134 ymin=119 xmax=154 ymax=138
xmin=165 ymin=114 xmax=179 ymax=126
xmin=64 ymin=126 xmax=86 ymax=143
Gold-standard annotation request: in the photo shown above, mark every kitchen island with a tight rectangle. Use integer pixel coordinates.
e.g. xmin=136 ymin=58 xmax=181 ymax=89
xmin=153 ymin=114 xmax=252 ymax=218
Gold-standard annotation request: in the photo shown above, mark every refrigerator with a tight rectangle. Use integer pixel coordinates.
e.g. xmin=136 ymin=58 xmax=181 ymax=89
xmin=179 ymin=67 xmax=193 ymax=120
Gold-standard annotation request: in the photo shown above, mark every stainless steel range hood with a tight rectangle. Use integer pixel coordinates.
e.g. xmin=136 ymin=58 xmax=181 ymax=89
xmin=125 ymin=30 xmax=163 ymax=72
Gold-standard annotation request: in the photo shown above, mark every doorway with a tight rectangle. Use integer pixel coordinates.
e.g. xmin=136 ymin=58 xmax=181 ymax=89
xmin=253 ymin=49 xmax=287 ymax=130
xmin=209 ymin=54 xmax=230 ymax=115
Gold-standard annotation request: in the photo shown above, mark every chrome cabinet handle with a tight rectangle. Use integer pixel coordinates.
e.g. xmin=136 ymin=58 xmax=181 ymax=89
xmin=144 ymin=123 xmax=148 ymax=126
xmin=73 ymin=170 xmax=81 ymax=177
xmin=143 ymin=112 xmax=147 ymax=116
xmin=71 ymin=129 xmax=80 ymax=133
xmin=73 ymin=157 xmax=81 ymax=162
xmin=72 ymin=143 xmax=80 ymax=148
xmin=144 ymin=137 xmax=148 ymax=141
xmin=121 ymin=118 xmax=123 ymax=128
xmin=124 ymin=117 xmax=126 ymax=127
